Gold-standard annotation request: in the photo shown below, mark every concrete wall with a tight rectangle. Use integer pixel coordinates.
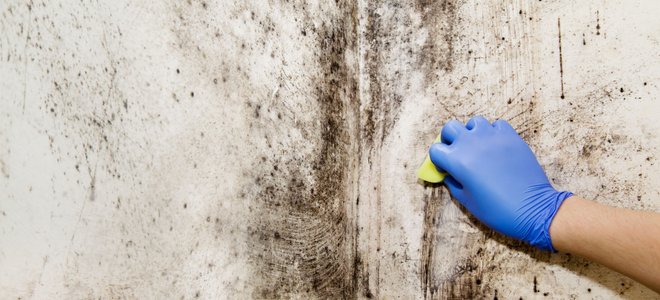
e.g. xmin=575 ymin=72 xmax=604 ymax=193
xmin=1 ymin=0 xmax=659 ymax=298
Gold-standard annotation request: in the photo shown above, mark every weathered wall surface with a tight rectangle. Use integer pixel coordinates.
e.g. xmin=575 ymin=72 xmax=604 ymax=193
xmin=1 ymin=0 xmax=659 ymax=299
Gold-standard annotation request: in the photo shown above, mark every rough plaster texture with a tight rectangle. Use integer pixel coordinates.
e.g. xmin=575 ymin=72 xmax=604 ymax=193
xmin=1 ymin=0 xmax=660 ymax=299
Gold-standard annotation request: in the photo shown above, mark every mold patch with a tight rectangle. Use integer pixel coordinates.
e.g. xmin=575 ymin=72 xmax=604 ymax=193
xmin=414 ymin=0 xmax=461 ymax=75
xmin=420 ymin=187 xmax=442 ymax=297
xmin=242 ymin=1 xmax=359 ymax=298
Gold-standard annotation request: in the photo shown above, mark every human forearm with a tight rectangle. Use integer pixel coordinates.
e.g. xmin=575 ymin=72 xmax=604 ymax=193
xmin=550 ymin=196 xmax=660 ymax=292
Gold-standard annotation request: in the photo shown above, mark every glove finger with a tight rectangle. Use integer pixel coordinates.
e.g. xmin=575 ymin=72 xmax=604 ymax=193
xmin=441 ymin=120 xmax=467 ymax=145
xmin=493 ymin=119 xmax=516 ymax=134
xmin=466 ymin=115 xmax=490 ymax=130
xmin=429 ymin=142 xmax=456 ymax=175
xmin=444 ymin=175 xmax=465 ymax=201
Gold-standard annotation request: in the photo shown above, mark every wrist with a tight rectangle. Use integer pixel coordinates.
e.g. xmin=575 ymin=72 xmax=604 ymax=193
xmin=548 ymin=195 xmax=582 ymax=252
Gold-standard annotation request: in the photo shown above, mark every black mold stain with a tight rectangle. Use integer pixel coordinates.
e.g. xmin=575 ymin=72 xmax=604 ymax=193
xmin=550 ymin=84 xmax=655 ymax=205
xmin=420 ymin=187 xmax=441 ymax=297
xmin=557 ymin=18 xmax=565 ymax=99
xmin=437 ymin=258 xmax=485 ymax=299
xmin=533 ymin=276 xmax=538 ymax=293
xmin=415 ymin=0 xmax=460 ymax=74
xmin=420 ymin=187 xmax=492 ymax=299
xmin=596 ymin=11 xmax=601 ymax=35
xmin=373 ymin=0 xmax=462 ymax=153
xmin=500 ymin=99 xmax=544 ymax=144
xmin=361 ymin=0 xmax=461 ymax=150
xmin=440 ymin=277 xmax=476 ymax=299
xmin=244 ymin=1 xmax=359 ymax=298
xmin=168 ymin=1 xmax=653 ymax=298
xmin=361 ymin=2 xmax=405 ymax=148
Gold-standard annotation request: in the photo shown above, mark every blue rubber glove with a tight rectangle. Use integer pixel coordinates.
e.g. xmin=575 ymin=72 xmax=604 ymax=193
xmin=429 ymin=116 xmax=573 ymax=251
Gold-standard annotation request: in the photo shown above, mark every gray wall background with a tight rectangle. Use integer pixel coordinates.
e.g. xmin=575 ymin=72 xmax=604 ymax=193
xmin=1 ymin=0 xmax=660 ymax=298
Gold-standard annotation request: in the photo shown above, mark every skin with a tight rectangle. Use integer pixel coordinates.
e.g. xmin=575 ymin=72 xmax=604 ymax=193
xmin=549 ymin=196 xmax=660 ymax=293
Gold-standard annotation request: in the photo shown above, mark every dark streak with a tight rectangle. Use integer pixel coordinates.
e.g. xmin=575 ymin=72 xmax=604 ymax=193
xmin=415 ymin=0 xmax=459 ymax=74
xmin=22 ymin=4 xmax=32 ymax=114
xmin=557 ymin=18 xmax=565 ymax=99
xmin=534 ymin=276 xmax=539 ymax=293
xmin=88 ymin=172 xmax=96 ymax=202
xmin=596 ymin=11 xmax=601 ymax=35
xmin=420 ymin=188 xmax=441 ymax=298
xmin=245 ymin=1 xmax=359 ymax=298
xmin=439 ymin=261 xmax=482 ymax=299
xmin=362 ymin=4 xmax=403 ymax=148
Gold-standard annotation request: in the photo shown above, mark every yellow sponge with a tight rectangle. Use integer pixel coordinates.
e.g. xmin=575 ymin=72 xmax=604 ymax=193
xmin=417 ymin=133 xmax=446 ymax=183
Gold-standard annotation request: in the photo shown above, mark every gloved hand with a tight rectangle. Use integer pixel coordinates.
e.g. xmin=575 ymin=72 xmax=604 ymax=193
xmin=429 ymin=116 xmax=573 ymax=251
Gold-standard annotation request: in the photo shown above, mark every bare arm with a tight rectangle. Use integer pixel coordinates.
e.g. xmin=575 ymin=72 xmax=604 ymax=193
xmin=550 ymin=196 xmax=660 ymax=292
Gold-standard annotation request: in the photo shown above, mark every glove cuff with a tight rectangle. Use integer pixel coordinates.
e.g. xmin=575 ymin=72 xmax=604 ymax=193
xmin=535 ymin=190 xmax=573 ymax=252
